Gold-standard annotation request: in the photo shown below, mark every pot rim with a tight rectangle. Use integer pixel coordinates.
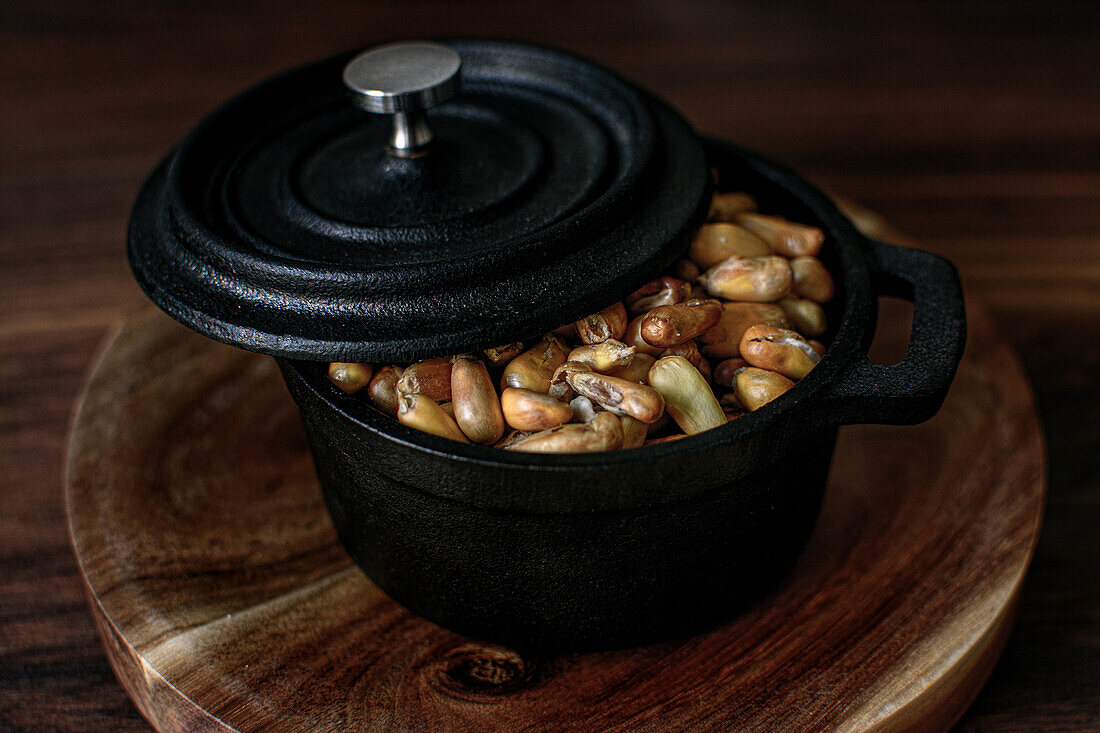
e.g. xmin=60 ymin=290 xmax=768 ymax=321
xmin=283 ymin=141 xmax=876 ymax=471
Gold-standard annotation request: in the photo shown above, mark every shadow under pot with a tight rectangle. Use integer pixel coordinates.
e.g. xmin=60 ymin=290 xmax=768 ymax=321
xmin=276 ymin=140 xmax=966 ymax=651
xmin=125 ymin=40 xmax=966 ymax=651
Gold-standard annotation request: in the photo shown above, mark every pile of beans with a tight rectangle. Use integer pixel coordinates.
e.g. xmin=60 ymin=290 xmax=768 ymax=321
xmin=327 ymin=192 xmax=834 ymax=453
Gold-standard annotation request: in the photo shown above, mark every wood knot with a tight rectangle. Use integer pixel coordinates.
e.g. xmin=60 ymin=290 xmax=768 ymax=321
xmin=431 ymin=643 xmax=536 ymax=700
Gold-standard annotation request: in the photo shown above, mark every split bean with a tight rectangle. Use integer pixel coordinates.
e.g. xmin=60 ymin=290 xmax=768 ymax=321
xmin=506 ymin=412 xmax=624 ymax=453
xmin=567 ymin=339 xmax=636 ymax=372
xmin=495 ymin=429 xmax=534 ymax=449
xmin=483 ymin=342 xmax=524 ymax=366
xmin=566 ymin=370 xmax=666 ymax=424
xmin=548 ymin=361 xmax=592 ymax=401
xmin=575 ymin=302 xmax=628 ymax=344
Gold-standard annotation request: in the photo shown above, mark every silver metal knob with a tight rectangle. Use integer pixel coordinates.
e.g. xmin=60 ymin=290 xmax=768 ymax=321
xmin=343 ymin=41 xmax=462 ymax=158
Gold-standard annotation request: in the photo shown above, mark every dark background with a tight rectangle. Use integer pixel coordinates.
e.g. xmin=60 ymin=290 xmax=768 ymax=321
xmin=2 ymin=1 xmax=1097 ymax=729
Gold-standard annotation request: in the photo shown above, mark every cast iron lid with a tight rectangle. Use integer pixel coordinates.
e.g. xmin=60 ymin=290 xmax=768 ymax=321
xmin=128 ymin=39 xmax=711 ymax=361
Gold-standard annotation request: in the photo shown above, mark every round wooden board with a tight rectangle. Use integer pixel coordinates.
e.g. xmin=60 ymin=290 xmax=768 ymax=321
xmin=66 ymin=257 xmax=1044 ymax=730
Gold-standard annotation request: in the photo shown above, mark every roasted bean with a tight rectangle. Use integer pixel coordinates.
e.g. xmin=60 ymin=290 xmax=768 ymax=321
xmin=397 ymin=357 xmax=452 ymax=401
xmin=660 ymin=340 xmax=706 ymax=371
xmin=398 ymin=393 xmax=469 ymax=442
xmin=790 ymin=255 xmax=835 ymax=303
xmin=495 ymin=429 xmax=534 ymax=449
xmin=735 ymin=367 xmax=795 ymax=411
xmin=646 ymin=409 xmax=671 ymax=435
xmin=641 ymin=299 xmax=723 ymax=348
xmin=719 ymin=392 xmax=745 ymax=411
xmin=570 ymin=395 xmax=599 ymax=423
xmin=548 ymin=361 xmax=592 ymax=401
xmin=575 ymin=302 xmax=628 ymax=344
xmin=645 ymin=434 xmax=686 ymax=445
xmin=673 ymin=258 xmax=701 ymax=282
xmin=483 ymin=342 xmax=524 ymax=366
xmin=328 ymin=362 xmax=373 ymax=394
xmin=740 ymin=324 xmax=820 ymax=380
xmin=366 ymin=198 xmax=835 ymax=452
xmin=625 ymin=276 xmax=691 ymax=313
xmin=707 ymin=192 xmax=757 ymax=222
xmin=647 ymin=355 xmax=725 ymax=435
xmin=619 ymin=414 xmax=649 ymax=448
xmin=625 ymin=315 xmax=664 ymax=356
xmin=501 ymin=388 xmax=574 ymax=431
xmin=608 ymin=352 xmax=657 ymax=384
xmin=696 ymin=357 xmax=713 ymax=384
xmin=566 ymin=371 xmax=665 ymax=423
xmin=777 ymin=295 xmax=827 ymax=338
xmin=698 ymin=255 xmax=792 ymax=302
xmin=689 ymin=223 xmax=770 ymax=268
xmin=736 ymin=212 xmax=824 ymax=257
xmin=501 ymin=334 xmax=568 ymax=393
xmin=698 ymin=302 xmax=790 ymax=359
xmin=661 ymin=340 xmax=712 ymax=382
xmin=451 ymin=356 xmax=505 ymax=444
xmin=506 ymin=411 xmax=623 ymax=453
xmin=712 ymin=357 xmax=749 ymax=389
xmin=567 ymin=339 xmax=636 ymax=372
xmin=367 ymin=365 xmax=402 ymax=416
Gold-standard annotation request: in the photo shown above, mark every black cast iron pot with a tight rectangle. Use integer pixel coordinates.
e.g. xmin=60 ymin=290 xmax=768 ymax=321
xmin=127 ymin=40 xmax=966 ymax=651
xmin=276 ymin=140 xmax=965 ymax=651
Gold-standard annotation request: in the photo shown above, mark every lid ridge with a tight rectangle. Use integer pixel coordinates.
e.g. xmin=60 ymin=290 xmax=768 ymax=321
xmin=129 ymin=40 xmax=709 ymax=361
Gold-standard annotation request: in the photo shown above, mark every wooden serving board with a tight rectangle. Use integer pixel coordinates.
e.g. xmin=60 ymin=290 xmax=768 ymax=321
xmin=66 ymin=247 xmax=1044 ymax=730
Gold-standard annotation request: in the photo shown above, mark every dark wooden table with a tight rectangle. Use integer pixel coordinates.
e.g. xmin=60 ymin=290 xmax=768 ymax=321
xmin=2 ymin=1 xmax=1096 ymax=730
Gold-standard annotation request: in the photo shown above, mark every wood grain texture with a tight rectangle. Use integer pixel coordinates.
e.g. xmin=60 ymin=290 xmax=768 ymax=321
xmin=2 ymin=1 xmax=1097 ymax=730
xmin=63 ymin=295 xmax=1043 ymax=733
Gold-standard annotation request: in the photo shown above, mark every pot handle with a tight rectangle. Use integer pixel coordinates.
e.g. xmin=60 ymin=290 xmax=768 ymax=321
xmin=821 ymin=239 xmax=966 ymax=425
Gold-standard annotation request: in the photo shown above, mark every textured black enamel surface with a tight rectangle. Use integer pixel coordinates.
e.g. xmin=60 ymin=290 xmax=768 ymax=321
xmin=286 ymin=358 xmax=834 ymax=650
xmin=123 ymin=34 xmax=966 ymax=649
xmin=274 ymin=140 xmax=966 ymax=650
xmin=126 ymin=40 xmax=710 ymax=362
